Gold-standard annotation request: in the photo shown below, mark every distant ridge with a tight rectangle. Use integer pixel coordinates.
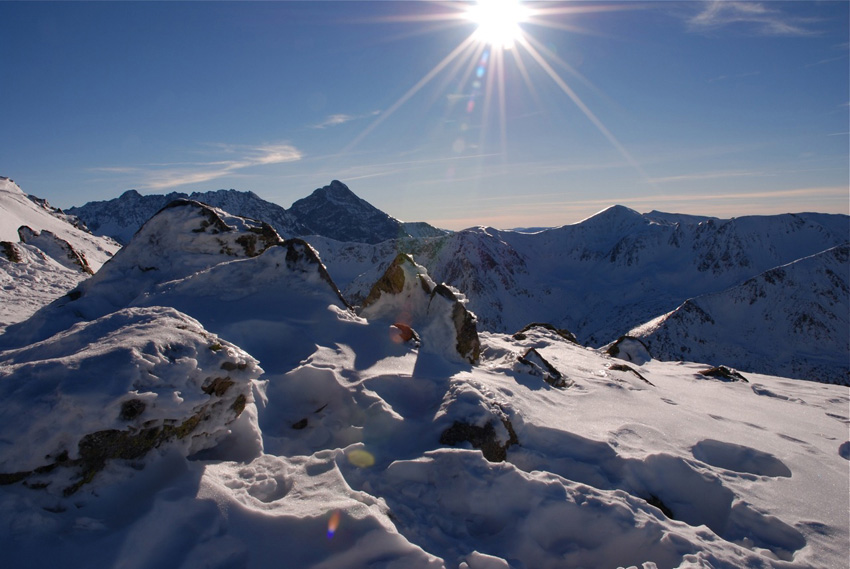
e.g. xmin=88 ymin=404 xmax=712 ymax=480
xmin=67 ymin=180 xmax=447 ymax=245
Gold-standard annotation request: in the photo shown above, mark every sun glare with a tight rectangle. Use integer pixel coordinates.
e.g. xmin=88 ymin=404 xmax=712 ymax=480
xmin=348 ymin=1 xmax=647 ymax=182
xmin=466 ymin=0 xmax=529 ymax=49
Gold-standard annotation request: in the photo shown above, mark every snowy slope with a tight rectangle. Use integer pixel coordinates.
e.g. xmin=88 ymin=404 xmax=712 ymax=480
xmin=307 ymin=206 xmax=849 ymax=383
xmin=630 ymin=244 xmax=850 ymax=385
xmin=0 ymin=177 xmax=119 ymax=270
xmin=0 ymin=199 xmax=284 ymax=350
xmin=0 ymin=201 xmax=848 ymax=568
xmin=0 ymin=177 xmax=121 ymax=332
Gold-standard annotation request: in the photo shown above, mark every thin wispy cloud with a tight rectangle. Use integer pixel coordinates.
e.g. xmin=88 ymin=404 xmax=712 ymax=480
xmin=90 ymin=143 xmax=302 ymax=190
xmin=689 ymin=1 xmax=820 ymax=36
xmin=311 ymin=110 xmax=381 ymax=129
xmin=707 ymin=71 xmax=761 ymax=83
xmin=649 ymin=169 xmax=764 ymax=184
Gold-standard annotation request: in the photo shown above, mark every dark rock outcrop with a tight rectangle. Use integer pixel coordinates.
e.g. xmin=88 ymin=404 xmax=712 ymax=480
xmin=0 ymin=241 xmax=21 ymax=263
xmin=513 ymin=322 xmax=577 ymax=344
xmin=440 ymin=419 xmax=519 ymax=462
xmin=516 ymin=348 xmax=569 ymax=388
xmin=698 ymin=366 xmax=749 ymax=383
xmin=360 ymin=254 xmax=480 ymax=363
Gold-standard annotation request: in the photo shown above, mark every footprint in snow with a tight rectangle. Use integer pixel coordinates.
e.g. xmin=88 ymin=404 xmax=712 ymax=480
xmin=692 ymin=439 xmax=791 ymax=478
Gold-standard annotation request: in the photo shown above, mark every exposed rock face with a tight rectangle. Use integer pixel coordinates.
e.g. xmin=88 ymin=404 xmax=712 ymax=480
xmin=280 ymin=238 xmax=351 ymax=309
xmin=698 ymin=366 xmax=749 ymax=383
xmin=430 ymin=283 xmax=481 ymax=363
xmin=360 ymin=254 xmax=480 ymax=363
xmin=514 ymin=322 xmax=577 ymax=344
xmin=609 ymin=363 xmax=654 ymax=386
xmin=0 ymin=241 xmax=21 ymax=263
xmin=0 ymin=307 xmax=262 ymax=495
xmin=439 ymin=419 xmax=519 ymax=462
xmin=516 ymin=348 xmax=569 ymax=388
xmin=18 ymin=225 xmax=94 ymax=274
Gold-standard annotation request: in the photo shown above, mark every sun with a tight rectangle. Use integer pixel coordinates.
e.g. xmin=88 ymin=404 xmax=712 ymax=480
xmin=466 ymin=0 xmax=530 ymax=49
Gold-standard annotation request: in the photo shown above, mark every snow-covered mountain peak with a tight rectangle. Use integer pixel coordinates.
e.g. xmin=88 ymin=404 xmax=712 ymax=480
xmin=576 ymin=204 xmax=647 ymax=230
xmin=0 ymin=176 xmax=25 ymax=195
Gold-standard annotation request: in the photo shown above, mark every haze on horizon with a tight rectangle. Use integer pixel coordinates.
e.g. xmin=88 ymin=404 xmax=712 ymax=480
xmin=1 ymin=0 xmax=847 ymax=231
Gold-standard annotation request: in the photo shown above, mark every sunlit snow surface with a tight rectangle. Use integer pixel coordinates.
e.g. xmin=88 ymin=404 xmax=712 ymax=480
xmin=1 ymin=304 xmax=847 ymax=568
xmin=0 ymin=200 xmax=847 ymax=568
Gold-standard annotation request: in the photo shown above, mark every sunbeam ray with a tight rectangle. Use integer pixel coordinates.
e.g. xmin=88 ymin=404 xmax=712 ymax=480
xmin=345 ymin=33 xmax=480 ymax=152
xmin=516 ymin=34 xmax=651 ymax=184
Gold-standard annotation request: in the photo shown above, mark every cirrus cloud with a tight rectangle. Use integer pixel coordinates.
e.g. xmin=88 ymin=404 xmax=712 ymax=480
xmin=90 ymin=143 xmax=303 ymax=190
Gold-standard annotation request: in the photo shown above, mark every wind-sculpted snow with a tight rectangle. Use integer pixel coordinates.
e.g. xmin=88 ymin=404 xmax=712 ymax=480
xmin=0 ymin=306 xmax=262 ymax=494
xmin=1 ymin=199 xmax=848 ymax=568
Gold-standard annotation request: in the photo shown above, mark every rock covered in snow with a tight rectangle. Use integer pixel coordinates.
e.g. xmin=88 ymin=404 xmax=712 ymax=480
xmin=0 ymin=200 xmax=284 ymax=349
xmin=360 ymin=253 xmax=480 ymax=363
xmin=605 ymin=335 xmax=652 ymax=365
xmin=0 ymin=306 xmax=262 ymax=495
xmin=0 ymin=177 xmax=119 ymax=271
xmin=516 ymin=347 xmax=570 ymax=388
xmin=18 ymin=225 xmax=93 ymax=274
xmin=0 ymin=178 xmax=120 ymax=332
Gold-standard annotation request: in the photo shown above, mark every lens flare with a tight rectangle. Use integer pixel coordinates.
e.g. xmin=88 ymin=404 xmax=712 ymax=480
xmin=327 ymin=510 xmax=341 ymax=539
xmin=347 ymin=448 xmax=376 ymax=468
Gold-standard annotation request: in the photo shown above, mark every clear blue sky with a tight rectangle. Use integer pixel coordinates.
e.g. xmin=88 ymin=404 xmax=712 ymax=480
xmin=2 ymin=1 xmax=847 ymax=229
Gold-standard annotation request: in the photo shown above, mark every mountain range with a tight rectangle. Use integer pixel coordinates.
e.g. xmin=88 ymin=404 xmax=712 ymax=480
xmin=67 ymin=180 xmax=447 ymax=245
xmin=0 ymin=190 xmax=847 ymax=568
xmin=9 ymin=178 xmax=850 ymax=385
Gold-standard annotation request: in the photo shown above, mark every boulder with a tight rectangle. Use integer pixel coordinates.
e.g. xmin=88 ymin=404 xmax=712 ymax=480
xmin=361 ymin=254 xmax=480 ymax=363
xmin=605 ymin=336 xmax=652 ymax=365
xmin=0 ymin=307 xmax=262 ymax=495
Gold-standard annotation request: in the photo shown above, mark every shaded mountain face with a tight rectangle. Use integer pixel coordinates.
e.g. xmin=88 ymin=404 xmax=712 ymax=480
xmin=68 ymin=181 xmax=446 ymax=245
xmin=55 ymin=179 xmax=850 ymax=384
xmin=67 ymin=189 xmax=307 ymax=244
xmin=288 ymin=180 xmax=445 ymax=243
xmin=630 ymin=244 xmax=850 ymax=385
xmin=309 ymin=206 xmax=849 ymax=384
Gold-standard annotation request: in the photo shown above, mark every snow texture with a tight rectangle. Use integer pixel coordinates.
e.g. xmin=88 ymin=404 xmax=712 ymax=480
xmin=0 ymin=178 xmax=120 ymax=332
xmin=1 ymin=198 xmax=848 ymax=569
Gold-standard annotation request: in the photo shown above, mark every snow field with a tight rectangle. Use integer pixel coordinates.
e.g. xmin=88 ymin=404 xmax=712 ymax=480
xmin=0 ymin=200 xmax=847 ymax=568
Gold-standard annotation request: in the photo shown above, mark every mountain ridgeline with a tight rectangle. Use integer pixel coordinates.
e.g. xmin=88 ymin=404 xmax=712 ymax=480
xmin=44 ymin=182 xmax=850 ymax=384
xmin=67 ymin=180 xmax=448 ymax=245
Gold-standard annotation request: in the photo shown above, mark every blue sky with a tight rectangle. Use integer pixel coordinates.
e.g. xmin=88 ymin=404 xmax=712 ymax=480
xmin=2 ymin=1 xmax=847 ymax=229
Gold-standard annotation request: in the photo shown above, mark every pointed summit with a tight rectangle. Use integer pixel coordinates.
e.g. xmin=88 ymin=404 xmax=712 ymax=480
xmin=288 ymin=180 xmax=406 ymax=244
